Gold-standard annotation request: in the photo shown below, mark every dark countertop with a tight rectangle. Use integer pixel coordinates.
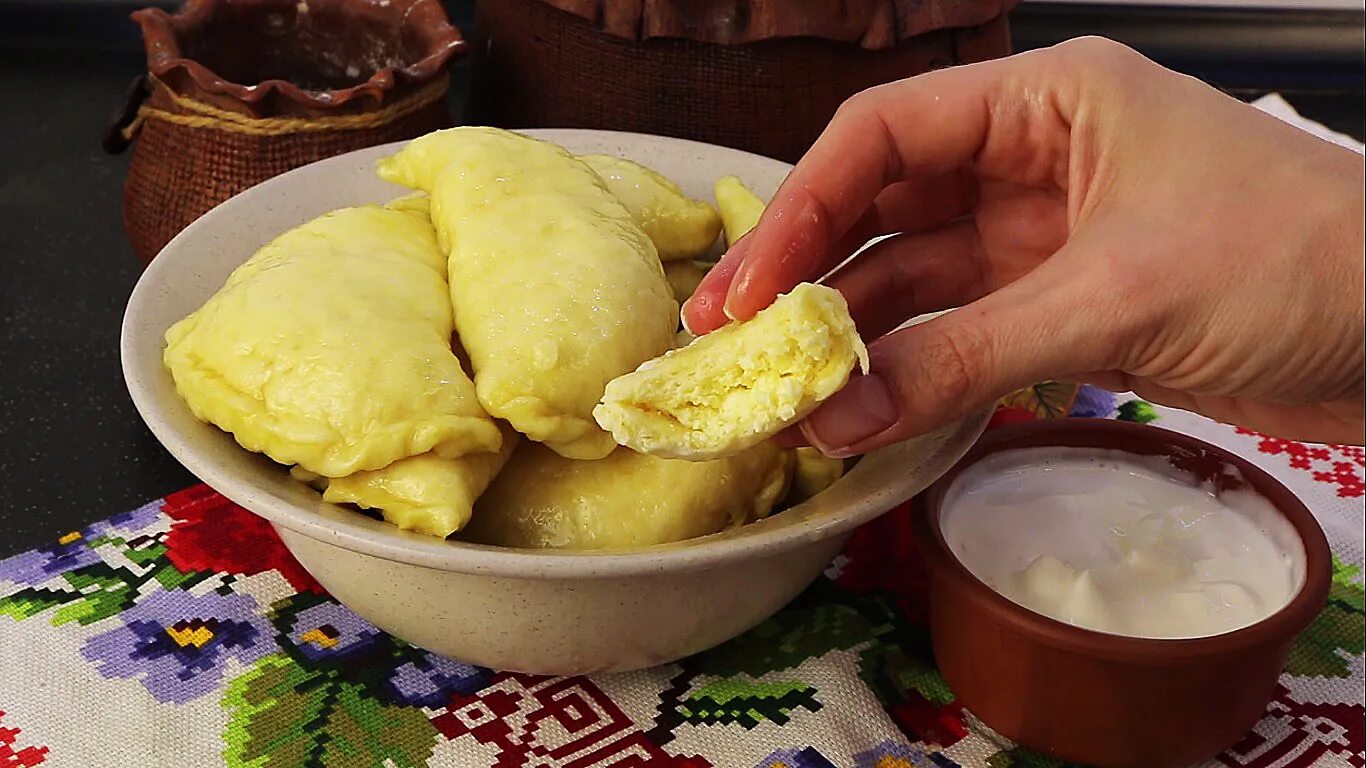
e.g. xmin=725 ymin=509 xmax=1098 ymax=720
xmin=1 ymin=6 xmax=1362 ymax=558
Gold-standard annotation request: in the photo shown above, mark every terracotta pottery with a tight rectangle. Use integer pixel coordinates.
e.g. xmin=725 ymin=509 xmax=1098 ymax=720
xmin=467 ymin=0 xmax=1018 ymax=164
xmin=106 ymin=0 xmax=464 ymax=263
xmin=913 ymin=419 xmax=1332 ymax=768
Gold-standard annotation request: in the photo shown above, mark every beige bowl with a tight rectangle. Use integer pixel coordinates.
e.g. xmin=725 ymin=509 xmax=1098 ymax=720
xmin=121 ymin=129 xmax=990 ymax=675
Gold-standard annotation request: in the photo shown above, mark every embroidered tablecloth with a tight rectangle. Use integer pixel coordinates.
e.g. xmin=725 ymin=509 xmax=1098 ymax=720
xmin=1 ymin=387 xmax=1362 ymax=768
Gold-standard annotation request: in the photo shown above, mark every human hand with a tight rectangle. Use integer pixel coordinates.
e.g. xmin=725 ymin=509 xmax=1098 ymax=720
xmin=683 ymin=37 xmax=1365 ymax=454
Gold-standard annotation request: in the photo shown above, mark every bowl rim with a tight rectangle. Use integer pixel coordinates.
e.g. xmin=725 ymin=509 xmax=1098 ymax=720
xmin=120 ymin=128 xmax=994 ymax=580
xmin=913 ymin=418 xmax=1333 ymax=662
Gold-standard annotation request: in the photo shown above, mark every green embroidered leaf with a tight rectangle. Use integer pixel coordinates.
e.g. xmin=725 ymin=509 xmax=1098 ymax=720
xmin=222 ymin=655 xmax=437 ymax=768
xmin=1116 ymin=400 xmax=1159 ymax=424
xmin=999 ymin=382 xmax=1079 ymax=420
xmin=1330 ymin=555 xmax=1365 ymax=612
xmin=51 ymin=582 xmax=135 ymax=626
xmin=1284 ymin=560 xmax=1366 ymax=679
xmin=696 ymin=602 xmax=880 ymax=677
xmin=0 ymin=588 xmax=72 ymax=621
xmin=986 ymin=748 xmax=1077 ymax=768
xmin=60 ymin=565 xmax=128 ymax=591
xmin=123 ymin=542 xmax=170 ymax=567
xmin=869 ymin=645 xmax=955 ymax=706
xmin=223 ymin=653 xmax=331 ymax=768
xmin=152 ymin=563 xmax=206 ymax=590
xmin=677 ymin=680 xmax=819 ymax=727
xmin=314 ymin=681 xmax=437 ymax=768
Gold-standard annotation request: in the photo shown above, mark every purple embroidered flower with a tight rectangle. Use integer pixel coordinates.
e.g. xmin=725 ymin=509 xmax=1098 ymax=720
xmin=853 ymin=742 xmax=950 ymax=768
xmin=1069 ymin=384 xmax=1119 ymax=419
xmin=384 ymin=651 xmax=490 ymax=707
xmin=88 ymin=499 xmax=165 ymax=540
xmin=282 ymin=600 xmax=384 ymax=664
xmin=755 ymin=747 xmax=838 ymax=768
xmin=0 ymin=534 xmax=102 ymax=586
xmin=0 ymin=500 xmax=165 ymax=587
xmin=80 ymin=590 xmax=276 ymax=703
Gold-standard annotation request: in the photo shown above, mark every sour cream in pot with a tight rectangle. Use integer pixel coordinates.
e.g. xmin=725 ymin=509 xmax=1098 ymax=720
xmin=941 ymin=447 xmax=1305 ymax=639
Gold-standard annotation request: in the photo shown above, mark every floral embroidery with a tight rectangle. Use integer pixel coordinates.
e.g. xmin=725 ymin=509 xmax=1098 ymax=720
xmin=1235 ymin=428 xmax=1365 ymax=498
xmin=0 ymin=500 xmax=161 ymax=587
xmin=80 ymin=590 xmax=277 ymax=704
xmin=854 ymin=741 xmax=952 ymax=768
xmin=385 ymin=652 xmax=490 ymax=708
xmin=754 ymin=747 xmax=839 ymax=768
xmin=162 ymin=485 xmax=324 ymax=593
xmin=1068 ymin=385 xmax=1118 ymax=419
xmin=280 ymin=599 xmax=385 ymax=664
xmin=0 ymin=399 xmax=1362 ymax=768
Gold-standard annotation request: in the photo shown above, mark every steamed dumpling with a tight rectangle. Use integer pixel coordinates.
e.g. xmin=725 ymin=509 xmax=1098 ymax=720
xmin=164 ymin=195 xmax=502 ymax=477
xmin=463 ymin=441 xmax=792 ymax=550
xmin=295 ymin=426 xmax=519 ymax=538
xmin=714 ymin=175 xmax=766 ymax=247
xmin=594 ymin=283 xmax=868 ymax=460
xmin=581 ymin=154 xmax=722 ymax=261
xmin=664 ymin=260 xmax=709 ymax=305
xmin=788 ymin=448 xmax=847 ymax=503
xmin=378 ymin=128 xmax=677 ymax=461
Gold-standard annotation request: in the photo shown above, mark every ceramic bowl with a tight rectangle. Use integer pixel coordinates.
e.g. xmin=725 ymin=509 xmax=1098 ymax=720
xmin=122 ymin=129 xmax=991 ymax=676
xmin=913 ymin=419 xmax=1332 ymax=768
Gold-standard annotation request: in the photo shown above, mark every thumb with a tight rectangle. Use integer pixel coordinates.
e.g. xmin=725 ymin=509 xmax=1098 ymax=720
xmin=800 ymin=259 xmax=1122 ymax=456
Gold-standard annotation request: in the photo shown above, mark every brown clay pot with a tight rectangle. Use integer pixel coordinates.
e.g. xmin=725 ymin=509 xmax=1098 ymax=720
xmin=467 ymin=0 xmax=1017 ymax=164
xmin=912 ymin=419 xmax=1332 ymax=768
xmin=108 ymin=0 xmax=464 ymax=263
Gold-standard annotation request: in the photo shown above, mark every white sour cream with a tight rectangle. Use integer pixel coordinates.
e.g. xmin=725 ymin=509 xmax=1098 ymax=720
xmin=941 ymin=447 xmax=1305 ymax=639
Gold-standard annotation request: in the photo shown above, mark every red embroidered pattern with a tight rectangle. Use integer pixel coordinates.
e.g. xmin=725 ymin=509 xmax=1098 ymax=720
xmin=432 ymin=674 xmax=711 ymax=768
xmin=161 ymin=484 xmax=325 ymax=593
xmin=1235 ymin=428 xmax=1365 ymax=499
xmin=1219 ymin=685 xmax=1365 ymax=768
xmin=0 ymin=711 xmax=47 ymax=768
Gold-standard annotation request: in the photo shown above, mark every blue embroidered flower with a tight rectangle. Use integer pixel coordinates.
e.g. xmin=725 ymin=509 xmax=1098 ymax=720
xmin=80 ymin=589 xmax=276 ymax=703
xmin=0 ymin=500 xmax=164 ymax=587
xmin=755 ymin=747 xmax=838 ymax=768
xmin=87 ymin=499 xmax=164 ymax=539
xmin=853 ymin=742 xmax=955 ymax=768
xmin=384 ymin=651 xmax=490 ymax=707
xmin=282 ymin=600 xmax=385 ymax=664
xmin=0 ymin=536 xmax=102 ymax=587
xmin=1069 ymin=384 xmax=1119 ymax=419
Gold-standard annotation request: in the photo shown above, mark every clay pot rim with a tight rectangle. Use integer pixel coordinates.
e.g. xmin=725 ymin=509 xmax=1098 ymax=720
xmin=130 ymin=0 xmax=464 ymax=113
xmin=913 ymin=418 xmax=1333 ymax=664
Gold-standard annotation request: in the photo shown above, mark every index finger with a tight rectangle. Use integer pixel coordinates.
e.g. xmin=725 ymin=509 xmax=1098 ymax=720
xmin=719 ymin=57 xmax=1018 ymax=322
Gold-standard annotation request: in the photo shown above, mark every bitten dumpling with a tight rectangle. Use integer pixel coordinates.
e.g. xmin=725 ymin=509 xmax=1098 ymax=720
xmin=463 ymin=442 xmax=792 ymax=550
xmin=594 ymin=283 xmax=868 ymax=460
xmin=164 ymin=196 xmax=502 ymax=477
xmin=378 ymin=128 xmax=677 ymax=461
xmin=293 ymin=426 xmax=519 ymax=538
xmin=581 ymin=154 xmax=722 ymax=261
xmin=714 ymin=175 xmax=766 ymax=247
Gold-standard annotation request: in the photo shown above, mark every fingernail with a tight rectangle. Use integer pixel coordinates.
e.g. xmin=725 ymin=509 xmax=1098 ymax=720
xmin=772 ymin=424 xmax=809 ymax=449
xmin=801 ymin=373 xmax=899 ymax=457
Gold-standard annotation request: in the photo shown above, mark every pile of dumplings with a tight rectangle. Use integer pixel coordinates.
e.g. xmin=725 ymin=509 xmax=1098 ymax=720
xmin=164 ymin=128 xmax=864 ymax=550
